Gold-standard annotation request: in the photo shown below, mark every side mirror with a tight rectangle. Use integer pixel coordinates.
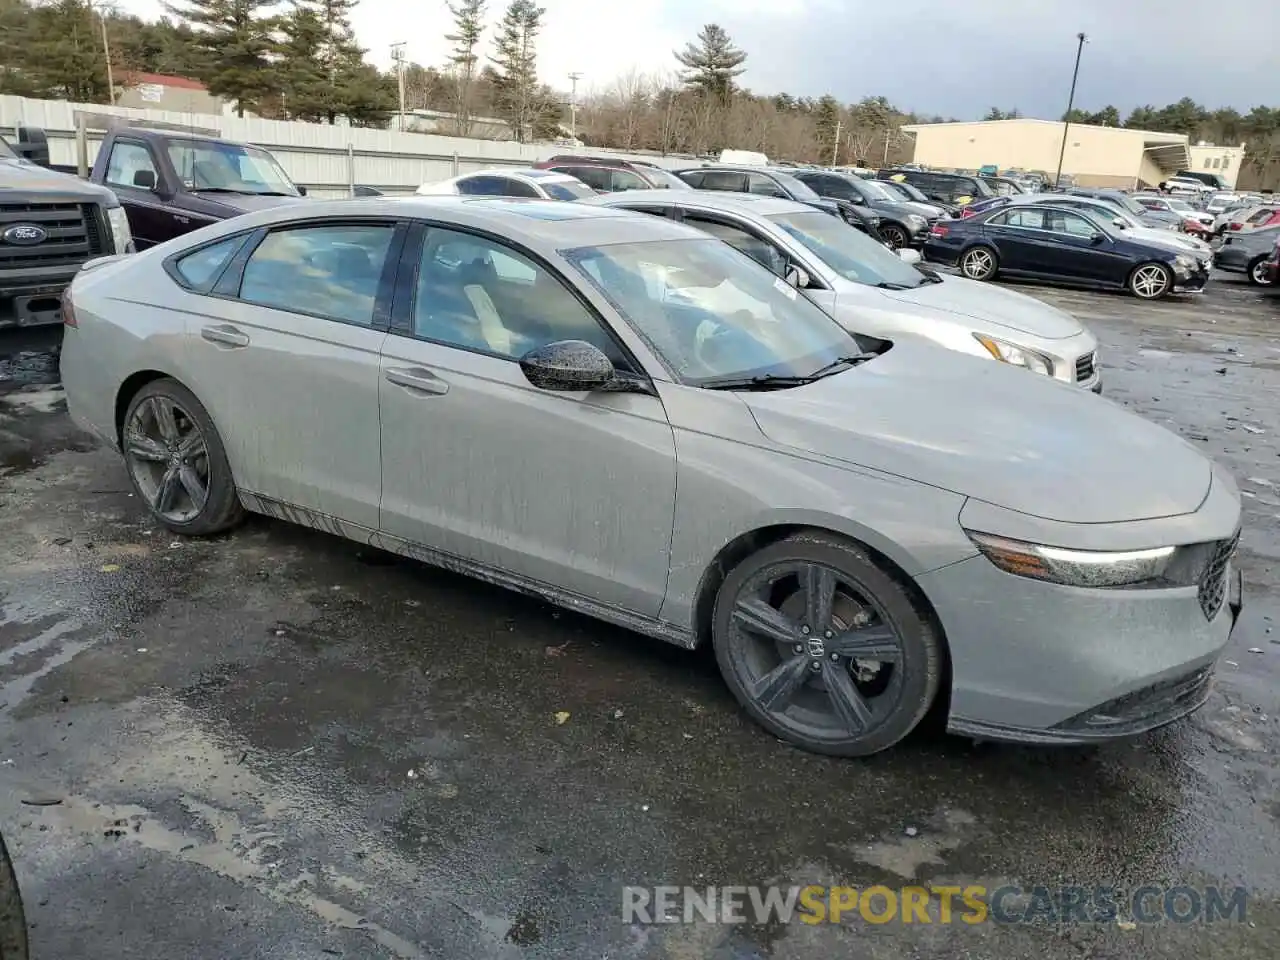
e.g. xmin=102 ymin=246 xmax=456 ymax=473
xmin=132 ymin=169 xmax=157 ymax=190
xmin=897 ymin=248 xmax=922 ymax=264
xmin=297 ymin=185 xmax=308 ymax=197
xmin=519 ymin=339 xmax=615 ymax=391
xmin=785 ymin=265 xmax=810 ymax=289
xmin=1090 ymin=232 xmax=1106 ymax=245
xmin=1112 ymin=217 xmax=1128 ymax=229
xmin=13 ymin=125 xmax=50 ymax=167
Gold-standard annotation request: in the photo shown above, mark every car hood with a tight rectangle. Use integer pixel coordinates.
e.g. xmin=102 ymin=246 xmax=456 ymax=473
xmin=0 ymin=158 xmax=115 ymax=201
xmin=192 ymin=191 xmax=306 ymax=213
xmin=742 ymin=339 xmax=1211 ymax=524
xmin=1125 ymin=226 xmax=1207 ymax=255
xmin=873 ymin=275 xmax=1083 ymax=339
xmin=872 ymin=199 xmax=936 ymax=219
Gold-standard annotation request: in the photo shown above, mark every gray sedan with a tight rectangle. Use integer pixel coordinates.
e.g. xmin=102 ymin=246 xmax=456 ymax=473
xmin=60 ymin=197 xmax=1242 ymax=756
xmin=586 ymin=190 xmax=1101 ymax=391
xmin=1213 ymin=225 xmax=1280 ymax=286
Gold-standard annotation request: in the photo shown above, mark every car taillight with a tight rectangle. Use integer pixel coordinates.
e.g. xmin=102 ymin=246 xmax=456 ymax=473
xmin=930 ymin=224 xmax=949 ymax=237
xmin=61 ymin=291 xmax=77 ymax=328
xmin=1228 ymin=222 xmax=1243 ymax=230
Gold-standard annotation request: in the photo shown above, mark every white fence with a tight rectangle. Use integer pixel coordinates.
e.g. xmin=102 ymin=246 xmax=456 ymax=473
xmin=0 ymin=95 xmax=692 ymax=198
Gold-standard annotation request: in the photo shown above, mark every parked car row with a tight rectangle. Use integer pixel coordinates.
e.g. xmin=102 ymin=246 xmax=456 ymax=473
xmin=57 ymin=193 xmax=1243 ymax=760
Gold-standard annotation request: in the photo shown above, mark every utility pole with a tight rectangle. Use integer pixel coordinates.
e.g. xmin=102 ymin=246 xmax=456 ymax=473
xmin=831 ymin=119 xmax=841 ymax=167
xmin=1055 ymin=32 xmax=1089 ymax=189
xmin=88 ymin=1 xmax=114 ymax=104
xmin=883 ymin=127 xmax=891 ymax=165
xmin=567 ymin=72 xmax=583 ymax=142
xmin=391 ymin=42 xmax=407 ymax=132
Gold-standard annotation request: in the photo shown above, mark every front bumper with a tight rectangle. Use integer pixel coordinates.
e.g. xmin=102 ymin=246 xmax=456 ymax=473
xmin=1 ymin=265 xmax=80 ymax=328
xmin=917 ymin=485 xmax=1242 ymax=745
xmin=1173 ymin=264 xmax=1210 ymax=292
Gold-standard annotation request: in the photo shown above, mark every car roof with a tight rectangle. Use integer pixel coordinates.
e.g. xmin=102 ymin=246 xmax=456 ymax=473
xmin=194 ymin=196 xmax=701 ymax=250
xmin=584 ymin=188 xmax=813 ymax=218
xmin=455 ymin=167 xmax=579 ymax=183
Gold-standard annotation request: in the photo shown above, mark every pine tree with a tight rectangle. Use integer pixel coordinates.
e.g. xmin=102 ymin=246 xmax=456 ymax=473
xmin=489 ymin=0 xmax=543 ymax=143
xmin=276 ymin=0 xmax=393 ymax=125
xmin=164 ymin=0 xmax=278 ymax=116
xmin=445 ymin=0 xmax=485 ymax=134
xmin=674 ymin=24 xmax=746 ymax=103
xmin=814 ymin=94 xmax=840 ymax=158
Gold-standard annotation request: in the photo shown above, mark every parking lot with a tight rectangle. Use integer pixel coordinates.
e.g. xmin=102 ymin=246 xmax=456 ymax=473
xmin=1 ymin=273 xmax=1279 ymax=959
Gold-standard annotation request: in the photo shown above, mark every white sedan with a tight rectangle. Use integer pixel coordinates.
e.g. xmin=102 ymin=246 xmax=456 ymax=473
xmin=416 ymin=168 xmax=595 ymax=201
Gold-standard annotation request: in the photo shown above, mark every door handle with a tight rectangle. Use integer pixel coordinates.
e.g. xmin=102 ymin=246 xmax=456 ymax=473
xmin=200 ymin=324 xmax=250 ymax=348
xmin=385 ymin=366 xmax=449 ymax=396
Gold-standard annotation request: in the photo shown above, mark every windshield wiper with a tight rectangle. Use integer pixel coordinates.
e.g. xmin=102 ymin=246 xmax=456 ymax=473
xmin=806 ymin=353 xmax=879 ymax=379
xmin=874 ymin=281 xmax=918 ymax=290
xmin=193 ymin=187 xmax=295 ymax=196
xmin=700 ymin=373 xmax=818 ymax=391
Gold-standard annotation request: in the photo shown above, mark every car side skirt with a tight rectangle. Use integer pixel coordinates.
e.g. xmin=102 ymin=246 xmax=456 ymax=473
xmin=239 ymin=491 xmax=699 ymax=650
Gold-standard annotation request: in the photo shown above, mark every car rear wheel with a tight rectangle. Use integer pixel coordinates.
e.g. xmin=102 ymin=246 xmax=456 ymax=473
xmin=959 ymin=245 xmax=998 ymax=281
xmin=1128 ymin=262 xmax=1173 ymax=299
xmin=122 ymin=379 xmax=245 ymax=536
xmin=1248 ymin=257 xmax=1274 ymax=286
xmin=712 ymin=532 xmax=942 ymax=757
xmin=880 ymin=223 xmax=909 ymax=249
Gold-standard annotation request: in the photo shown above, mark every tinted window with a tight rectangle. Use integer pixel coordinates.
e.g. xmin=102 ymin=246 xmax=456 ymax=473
xmin=699 ymin=171 xmax=748 ymax=192
xmin=609 ymin=170 xmax=650 ymax=192
xmin=553 ymin=165 xmax=611 ymax=191
xmin=105 ymin=141 xmax=158 ymax=189
xmin=1000 ymin=209 xmax=1046 ymax=228
xmin=174 ymin=236 xmax=243 ymax=288
xmin=677 ymin=170 xmax=705 ymax=188
xmin=500 ymin=178 xmax=540 ymax=198
xmin=239 ymin=223 xmax=395 ymax=326
xmin=411 ymin=228 xmax=626 ymax=365
xmin=542 ymin=180 xmax=596 ymax=201
xmin=811 ymin=176 xmax=855 ymax=201
xmin=457 ymin=176 xmax=507 ymax=196
xmin=683 ymin=216 xmax=788 ymax=275
xmin=747 ymin=173 xmax=788 ymax=198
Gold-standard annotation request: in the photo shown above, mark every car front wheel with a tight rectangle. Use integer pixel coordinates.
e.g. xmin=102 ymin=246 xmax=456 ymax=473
xmin=121 ymin=378 xmax=245 ymax=536
xmin=712 ymin=532 xmax=943 ymax=757
xmin=1128 ymin=262 xmax=1173 ymax=299
xmin=880 ymin=223 xmax=909 ymax=249
xmin=959 ymin=245 xmax=998 ymax=281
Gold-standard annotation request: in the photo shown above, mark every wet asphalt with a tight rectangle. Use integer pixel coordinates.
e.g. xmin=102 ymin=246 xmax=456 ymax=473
xmin=1 ymin=275 xmax=1280 ymax=959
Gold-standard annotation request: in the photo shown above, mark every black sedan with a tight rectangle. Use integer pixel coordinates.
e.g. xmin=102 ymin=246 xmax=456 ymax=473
xmin=923 ymin=202 xmax=1209 ymax=299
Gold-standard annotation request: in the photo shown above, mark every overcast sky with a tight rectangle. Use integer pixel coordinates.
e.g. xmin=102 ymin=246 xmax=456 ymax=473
xmin=119 ymin=0 xmax=1277 ymax=118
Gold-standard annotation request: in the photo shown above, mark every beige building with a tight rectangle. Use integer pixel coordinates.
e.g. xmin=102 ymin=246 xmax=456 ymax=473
xmin=899 ymin=118 xmax=1200 ymax=189
xmin=1187 ymin=142 xmax=1246 ymax=189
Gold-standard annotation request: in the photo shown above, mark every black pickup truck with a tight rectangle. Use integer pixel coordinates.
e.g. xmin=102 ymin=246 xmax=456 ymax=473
xmin=0 ymin=130 xmax=130 ymax=328
xmin=85 ymin=125 xmax=307 ymax=249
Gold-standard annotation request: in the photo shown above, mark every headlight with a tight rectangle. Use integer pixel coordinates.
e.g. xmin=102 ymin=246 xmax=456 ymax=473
xmin=972 ymin=334 xmax=1054 ymax=376
xmin=965 ymin=530 xmax=1217 ymax=588
xmin=106 ymin=205 xmax=134 ymax=254
xmin=907 ymin=214 xmax=927 ymax=227
xmin=1175 ymin=254 xmax=1196 ymax=271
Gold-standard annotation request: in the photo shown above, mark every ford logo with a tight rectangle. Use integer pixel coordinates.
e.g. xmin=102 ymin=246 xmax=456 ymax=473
xmin=2 ymin=223 xmax=47 ymax=246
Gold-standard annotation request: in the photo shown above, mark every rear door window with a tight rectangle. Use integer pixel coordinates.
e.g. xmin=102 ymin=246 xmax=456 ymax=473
xmin=499 ymin=177 xmax=540 ymax=198
xmin=609 ymin=170 xmax=650 ymax=192
xmin=699 ymin=171 xmax=749 ymax=192
xmin=457 ymin=176 xmax=507 ymax=196
xmin=551 ymin=165 xmax=610 ymax=191
xmin=677 ymin=170 xmax=705 ymax=188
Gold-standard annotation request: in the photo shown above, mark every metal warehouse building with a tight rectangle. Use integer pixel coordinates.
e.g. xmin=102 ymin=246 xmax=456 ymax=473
xmin=899 ymin=118 xmax=1244 ymax=190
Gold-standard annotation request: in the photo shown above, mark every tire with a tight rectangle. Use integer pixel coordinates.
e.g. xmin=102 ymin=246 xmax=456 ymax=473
xmin=1128 ymin=261 xmax=1173 ymax=300
xmin=711 ymin=532 xmax=943 ymax=757
xmin=121 ymin=378 xmax=245 ymax=536
xmin=880 ymin=223 xmax=910 ymax=249
xmin=0 ymin=833 xmax=27 ymax=960
xmin=1248 ymin=257 xmax=1274 ymax=287
xmin=959 ymin=245 xmax=998 ymax=281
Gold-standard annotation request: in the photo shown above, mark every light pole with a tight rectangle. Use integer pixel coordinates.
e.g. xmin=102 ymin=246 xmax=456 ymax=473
xmin=390 ymin=42 xmax=407 ymax=132
xmin=1054 ymin=32 xmax=1088 ymax=188
xmin=567 ymin=72 xmax=583 ymax=142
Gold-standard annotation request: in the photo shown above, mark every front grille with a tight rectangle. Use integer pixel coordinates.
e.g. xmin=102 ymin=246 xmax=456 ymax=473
xmin=1074 ymin=351 xmax=1097 ymax=382
xmin=0 ymin=202 xmax=104 ymax=271
xmin=1198 ymin=529 xmax=1240 ymax=620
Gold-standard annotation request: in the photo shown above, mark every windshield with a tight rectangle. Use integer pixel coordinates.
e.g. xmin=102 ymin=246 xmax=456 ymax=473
xmin=1167 ymin=199 xmax=1194 ymax=213
xmin=856 ymin=178 xmax=899 ymax=202
xmin=768 ymin=210 xmax=927 ymax=288
xmin=642 ymin=167 xmax=692 ymax=189
xmin=543 ymin=180 xmax=596 ymax=201
xmin=883 ymin=180 xmax=928 ymax=203
xmin=1097 ymin=194 xmax=1146 ymax=216
xmin=565 ymin=237 xmax=861 ymax=386
xmin=166 ymin=139 xmax=300 ymax=196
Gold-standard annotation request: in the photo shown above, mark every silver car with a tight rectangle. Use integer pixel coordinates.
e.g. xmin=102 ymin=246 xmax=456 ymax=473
xmin=586 ymin=190 xmax=1101 ymax=391
xmin=1213 ymin=224 xmax=1280 ymax=286
xmin=60 ymin=198 xmax=1243 ymax=756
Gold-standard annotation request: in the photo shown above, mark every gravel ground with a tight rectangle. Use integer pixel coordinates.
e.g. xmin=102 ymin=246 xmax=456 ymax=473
xmin=1 ymin=273 xmax=1279 ymax=959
